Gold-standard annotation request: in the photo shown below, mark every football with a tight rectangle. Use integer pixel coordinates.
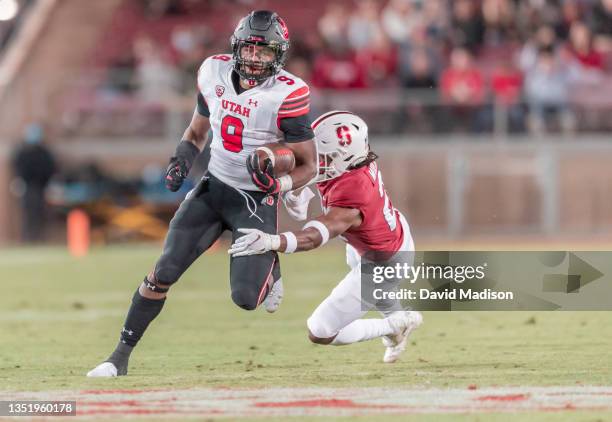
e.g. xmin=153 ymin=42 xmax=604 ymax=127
xmin=254 ymin=143 xmax=296 ymax=176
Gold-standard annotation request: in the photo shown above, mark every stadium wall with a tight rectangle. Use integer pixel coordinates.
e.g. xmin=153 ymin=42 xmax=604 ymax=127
xmin=4 ymin=135 xmax=612 ymax=245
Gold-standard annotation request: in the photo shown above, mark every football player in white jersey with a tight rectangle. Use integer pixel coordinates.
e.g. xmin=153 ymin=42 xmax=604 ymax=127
xmin=87 ymin=10 xmax=317 ymax=377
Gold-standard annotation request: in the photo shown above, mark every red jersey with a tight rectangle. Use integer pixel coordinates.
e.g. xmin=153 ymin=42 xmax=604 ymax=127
xmin=317 ymin=162 xmax=404 ymax=256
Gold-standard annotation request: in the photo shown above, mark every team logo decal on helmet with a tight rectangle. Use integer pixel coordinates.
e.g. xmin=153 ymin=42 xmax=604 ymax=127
xmin=312 ymin=111 xmax=371 ymax=182
xmin=277 ymin=17 xmax=289 ymax=40
xmin=230 ymin=10 xmax=290 ymax=84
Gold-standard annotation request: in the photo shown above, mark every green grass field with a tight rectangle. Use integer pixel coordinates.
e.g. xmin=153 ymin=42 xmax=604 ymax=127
xmin=1 ymin=244 xmax=611 ymax=421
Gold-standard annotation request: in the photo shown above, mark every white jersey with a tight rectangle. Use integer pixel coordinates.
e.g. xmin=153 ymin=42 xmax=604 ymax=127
xmin=197 ymin=54 xmax=311 ymax=190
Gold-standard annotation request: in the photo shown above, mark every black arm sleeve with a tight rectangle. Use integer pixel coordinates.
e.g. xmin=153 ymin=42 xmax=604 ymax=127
xmin=279 ymin=114 xmax=315 ymax=143
xmin=197 ymin=93 xmax=210 ymax=117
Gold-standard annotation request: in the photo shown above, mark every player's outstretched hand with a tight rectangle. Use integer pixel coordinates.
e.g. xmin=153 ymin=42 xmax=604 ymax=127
xmin=283 ymin=187 xmax=315 ymax=221
xmin=228 ymin=228 xmax=279 ymax=257
xmin=165 ymin=158 xmax=188 ymax=192
xmin=247 ymin=153 xmax=280 ymax=194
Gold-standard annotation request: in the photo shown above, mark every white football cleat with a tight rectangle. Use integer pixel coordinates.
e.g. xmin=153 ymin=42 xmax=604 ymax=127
xmin=383 ymin=311 xmax=423 ymax=363
xmin=263 ymin=278 xmax=283 ymax=313
xmin=86 ymin=362 xmax=118 ymax=377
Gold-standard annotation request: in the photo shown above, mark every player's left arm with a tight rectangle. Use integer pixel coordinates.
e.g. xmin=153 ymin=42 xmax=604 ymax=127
xmin=284 ymin=135 xmax=317 ymax=191
xmin=247 ymin=85 xmax=317 ymax=194
xmin=228 ymin=206 xmax=362 ymax=257
xmin=277 ymin=87 xmax=318 ymax=190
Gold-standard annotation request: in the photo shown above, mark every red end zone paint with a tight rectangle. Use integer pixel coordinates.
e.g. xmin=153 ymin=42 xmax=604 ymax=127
xmin=254 ymin=398 xmax=402 ymax=409
xmin=476 ymin=394 xmax=529 ymax=402
xmin=79 ymin=389 xmax=169 ymax=395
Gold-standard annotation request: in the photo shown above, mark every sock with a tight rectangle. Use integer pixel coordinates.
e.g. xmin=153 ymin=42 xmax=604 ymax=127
xmin=121 ymin=289 xmax=166 ymax=346
xmin=330 ymin=318 xmax=394 ymax=346
xmin=106 ymin=342 xmax=133 ymax=376
xmin=106 ymin=289 xmax=166 ymax=374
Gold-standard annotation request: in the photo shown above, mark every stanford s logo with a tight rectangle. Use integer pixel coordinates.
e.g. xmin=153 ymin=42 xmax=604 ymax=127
xmin=336 ymin=126 xmax=352 ymax=146
xmin=215 ymin=85 xmax=225 ymax=97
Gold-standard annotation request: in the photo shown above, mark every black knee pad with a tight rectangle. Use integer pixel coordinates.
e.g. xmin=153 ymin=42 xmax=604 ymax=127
xmin=231 ymin=289 xmax=258 ymax=311
xmin=153 ymin=264 xmax=182 ymax=286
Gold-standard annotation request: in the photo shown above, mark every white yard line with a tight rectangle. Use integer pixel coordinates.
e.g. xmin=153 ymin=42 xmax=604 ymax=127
xmin=1 ymin=386 xmax=612 ymax=419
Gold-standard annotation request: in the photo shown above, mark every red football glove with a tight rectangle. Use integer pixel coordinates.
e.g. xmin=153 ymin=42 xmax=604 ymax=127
xmin=246 ymin=152 xmax=280 ymax=194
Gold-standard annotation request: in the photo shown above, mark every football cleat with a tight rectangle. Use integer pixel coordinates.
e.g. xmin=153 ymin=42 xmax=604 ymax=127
xmin=383 ymin=311 xmax=423 ymax=364
xmin=86 ymin=362 xmax=118 ymax=377
xmin=263 ymin=278 xmax=283 ymax=313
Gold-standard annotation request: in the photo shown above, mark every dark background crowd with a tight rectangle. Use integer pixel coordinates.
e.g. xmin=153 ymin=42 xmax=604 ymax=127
xmin=91 ymin=0 xmax=612 ymax=134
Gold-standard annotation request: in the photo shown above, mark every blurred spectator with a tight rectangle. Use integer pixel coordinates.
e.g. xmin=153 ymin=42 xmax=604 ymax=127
xmin=524 ymin=46 xmax=574 ymax=134
xmin=381 ymin=0 xmax=422 ymax=44
xmin=452 ymin=0 xmax=485 ymax=52
xmin=171 ymin=25 xmax=212 ymax=94
xmin=11 ymin=124 xmax=57 ymax=243
xmin=440 ymin=47 xmax=488 ymax=131
xmin=80 ymin=0 xmax=612 ymax=136
xmin=397 ymin=45 xmax=440 ymax=133
xmin=348 ymin=0 xmax=382 ymax=50
xmin=590 ymin=0 xmax=612 ymax=52
xmin=491 ymin=60 xmax=523 ymax=105
xmin=441 ymin=48 xmax=485 ymax=105
xmin=399 ymin=46 xmax=439 ymax=89
xmin=518 ymin=25 xmax=558 ymax=72
xmin=482 ymin=0 xmax=516 ymax=46
xmin=398 ymin=23 xmax=443 ymax=86
xmin=318 ymin=3 xmax=350 ymax=50
xmin=555 ymin=0 xmax=582 ymax=40
xmin=140 ymin=0 xmax=185 ymax=19
xmin=491 ymin=60 xmax=525 ymax=132
xmin=566 ymin=21 xmax=604 ymax=70
xmin=133 ymin=36 xmax=180 ymax=102
xmin=356 ymin=31 xmax=398 ymax=86
xmin=312 ymin=44 xmax=368 ymax=90
xmin=530 ymin=0 xmax=564 ymax=29
xmin=422 ymin=0 xmax=449 ymax=42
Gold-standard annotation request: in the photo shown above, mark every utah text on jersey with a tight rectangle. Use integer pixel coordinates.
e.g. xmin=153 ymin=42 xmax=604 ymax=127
xmin=198 ymin=54 xmax=310 ymax=190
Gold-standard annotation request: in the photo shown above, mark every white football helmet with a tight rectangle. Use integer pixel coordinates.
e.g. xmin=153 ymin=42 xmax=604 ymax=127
xmin=311 ymin=111 xmax=370 ymax=182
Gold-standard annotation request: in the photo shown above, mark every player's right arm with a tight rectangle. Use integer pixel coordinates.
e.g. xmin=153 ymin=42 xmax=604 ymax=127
xmin=228 ymin=206 xmax=362 ymax=257
xmin=278 ymin=207 xmax=361 ymax=252
xmin=165 ymin=93 xmax=211 ymax=192
xmin=183 ymin=94 xmax=211 ymax=149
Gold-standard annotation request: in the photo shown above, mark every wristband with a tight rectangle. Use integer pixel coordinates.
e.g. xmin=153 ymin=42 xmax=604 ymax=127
xmin=303 ymin=220 xmax=330 ymax=245
xmin=278 ymin=175 xmax=293 ymax=192
xmin=175 ymin=140 xmax=200 ymax=170
xmin=270 ymin=234 xmax=281 ymax=251
xmin=281 ymin=232 xmax=297 ymax=253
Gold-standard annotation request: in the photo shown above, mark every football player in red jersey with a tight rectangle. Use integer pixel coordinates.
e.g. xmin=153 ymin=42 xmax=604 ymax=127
xmin=229 ymin=111 xmax=423 ymax=363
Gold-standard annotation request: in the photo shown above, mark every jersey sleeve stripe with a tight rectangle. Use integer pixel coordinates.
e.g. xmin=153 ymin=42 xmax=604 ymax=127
xmin=282 ymin=86 xmax=310 ymax=103
xmin=279 ymin=98 xmax=309 ymax=111
xmin=278 ymin=104 xmax=310 ymax=117
xmin=282 ymin=92 xmax=310 ymax=105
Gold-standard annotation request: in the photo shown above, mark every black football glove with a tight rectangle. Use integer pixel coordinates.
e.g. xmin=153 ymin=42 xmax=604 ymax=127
xmin=164 ymin=140 xmax=200 ymax=192
xmin=247 ymin=152 xmax=280 ymax=195
xmin=165 ymin=157 xmax=189 ymax=192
